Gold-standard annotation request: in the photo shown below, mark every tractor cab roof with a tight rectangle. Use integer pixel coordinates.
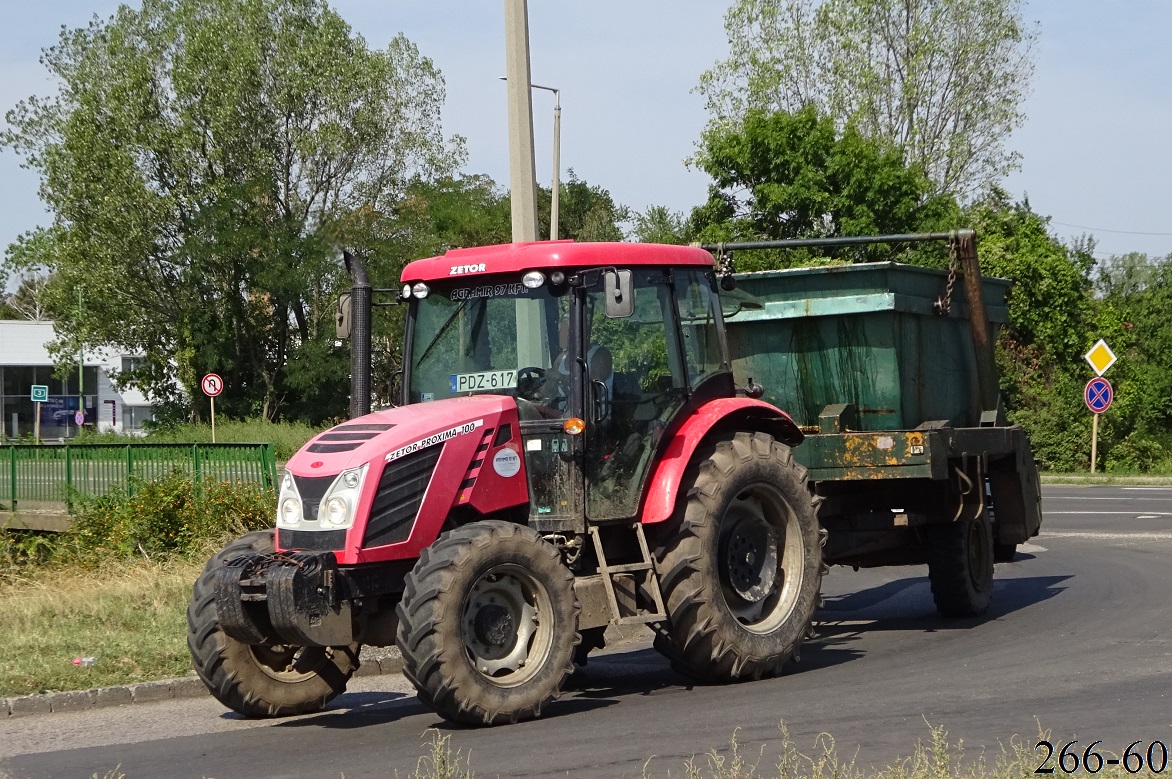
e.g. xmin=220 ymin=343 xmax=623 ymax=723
xmin=401 ymin=240 xmax=715 ymax=284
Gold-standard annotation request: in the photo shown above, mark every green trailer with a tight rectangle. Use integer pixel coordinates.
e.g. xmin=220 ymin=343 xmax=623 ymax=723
xmin=712 ymin=230 xmax=1042 ymax=617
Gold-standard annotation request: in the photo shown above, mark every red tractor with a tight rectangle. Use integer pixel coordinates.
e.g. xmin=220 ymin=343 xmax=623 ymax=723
xmin=187 ymin=228 xmax=1050 ymax=726
xmin=188 ymin=235 xmax=1036 ymax=725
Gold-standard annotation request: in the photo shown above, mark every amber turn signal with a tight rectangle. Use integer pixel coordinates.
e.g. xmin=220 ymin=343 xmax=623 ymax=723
xmin=563 ymin=417 xmax=585 ymax=436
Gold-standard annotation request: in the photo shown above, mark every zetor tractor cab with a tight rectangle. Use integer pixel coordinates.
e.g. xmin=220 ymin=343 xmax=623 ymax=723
xmin=188 ymin=240 xmax=823 ymax=724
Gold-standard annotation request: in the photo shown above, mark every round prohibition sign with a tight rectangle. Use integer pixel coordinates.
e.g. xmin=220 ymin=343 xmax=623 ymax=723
xmin=1085 ymin=376 xmax=1113 ymax=413
xmin=201 ymin=373 xmax=224 ymax=398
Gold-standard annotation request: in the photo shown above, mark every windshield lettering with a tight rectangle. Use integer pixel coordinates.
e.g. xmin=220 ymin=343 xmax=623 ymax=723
xmin=450 ymin=283 xmax=526 ymax=301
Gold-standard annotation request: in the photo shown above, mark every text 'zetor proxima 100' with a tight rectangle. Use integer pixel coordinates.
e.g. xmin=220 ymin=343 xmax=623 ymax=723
xmin=188 ymin=234 xmax=1041 ymax=725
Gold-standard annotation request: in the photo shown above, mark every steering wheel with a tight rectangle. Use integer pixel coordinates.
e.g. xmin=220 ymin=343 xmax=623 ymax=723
xmin=515 ymin=366 xmax=547 ymax=401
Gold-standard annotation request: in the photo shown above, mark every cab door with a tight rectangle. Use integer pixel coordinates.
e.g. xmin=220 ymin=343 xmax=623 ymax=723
xmin=582 ymin=270 xmax=690 ymax=522
xmin=520 ymin=289 xmax=586 ymax=531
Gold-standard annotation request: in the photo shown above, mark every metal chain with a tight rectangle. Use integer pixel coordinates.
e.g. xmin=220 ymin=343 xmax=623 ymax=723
xmin=718 ymin=246 xmax=734 ymax=276
xmin=934 ymin=240 xmax=959 ymax=316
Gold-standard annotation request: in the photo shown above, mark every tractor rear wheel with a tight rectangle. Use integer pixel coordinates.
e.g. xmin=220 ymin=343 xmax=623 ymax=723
xmin=396 ymin=520 xmax=580 ymax=725
xmin=187 ymin=530 xmax=359 ymax=718
xmin=654 ymin=432 xmax=823 ymax=682
xmin=927 ymin=512 xmax=995 ymax=618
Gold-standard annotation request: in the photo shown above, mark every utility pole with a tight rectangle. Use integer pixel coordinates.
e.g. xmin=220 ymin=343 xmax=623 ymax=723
xmin=503 ymin=0 xmax=539 ymax=243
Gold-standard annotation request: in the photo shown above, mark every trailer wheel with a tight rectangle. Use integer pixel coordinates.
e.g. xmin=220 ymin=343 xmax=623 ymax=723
xmin=187 ymin=530 xmax=359 ymax=718
xmin=654 ymin=432 xmax=823 ymax=682
xmin=993 ymin=542 xmax=1018 ymax=563
xmin=927 ymin=512 xmax=994 ymax=617
xmin=396 ymin=520 xmax=580 ymax=725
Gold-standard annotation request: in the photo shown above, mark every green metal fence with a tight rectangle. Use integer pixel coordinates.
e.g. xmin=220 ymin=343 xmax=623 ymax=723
xmin=0 ymin=443 xmax=277 ymax=510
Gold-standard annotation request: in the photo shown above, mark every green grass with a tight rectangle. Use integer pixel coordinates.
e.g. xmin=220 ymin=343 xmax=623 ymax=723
xmin=74 ymin=417 xmax=327 ymax=461
xmin=0 ymin=557 xmax=203 ymax=696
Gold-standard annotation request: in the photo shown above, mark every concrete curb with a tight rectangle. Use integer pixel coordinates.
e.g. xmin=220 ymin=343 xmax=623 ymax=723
xmin=1 ymin=649 xmax=404 ymax=719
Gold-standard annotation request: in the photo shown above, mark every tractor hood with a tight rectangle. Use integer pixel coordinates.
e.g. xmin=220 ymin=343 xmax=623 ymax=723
xmin=286 ymin=395 xmax=518 ymax=478
xmin=278 ymin=395 xmax=530 ymax=564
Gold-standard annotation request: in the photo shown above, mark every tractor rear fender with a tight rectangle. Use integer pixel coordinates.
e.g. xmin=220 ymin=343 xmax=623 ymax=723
xmin=641 ymin=398 xmax=804 ymax=525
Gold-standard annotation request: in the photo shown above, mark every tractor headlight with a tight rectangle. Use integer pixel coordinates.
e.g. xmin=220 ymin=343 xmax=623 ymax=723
xmin=279 ymin=497 xmax=303 ymax=526
xmin=325 ymin=496 xmax=350 ymax=525
xmin=276 ymin=470 xmax=303 ymax=527
xmin=317 ymin=464 xmax=368 ymax=530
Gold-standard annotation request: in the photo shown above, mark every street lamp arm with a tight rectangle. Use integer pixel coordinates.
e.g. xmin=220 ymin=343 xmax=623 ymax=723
xmin=499 ymin=76 xmax=561 ymax=240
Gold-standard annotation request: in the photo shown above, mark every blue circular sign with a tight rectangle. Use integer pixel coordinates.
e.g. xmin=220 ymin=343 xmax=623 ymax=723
xmin=1085 ymin=377 xmax=1113 ymax=413
xmin=74 ymin=410 xmax=85 ymax=426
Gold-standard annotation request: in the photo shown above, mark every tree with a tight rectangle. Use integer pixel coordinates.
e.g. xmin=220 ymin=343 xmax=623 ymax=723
xmin=965 ymin=190 xmax=1097 ymax=470
xmin=1093 ymin=252 xmax=1172 ymax=470
xmin=689 ymin=106 xmax=959 ymax=268
xmin=698 ymin=0 xmax=1037 ymax=198
xmin=2 ymin=0 xmax=463 ymax=420
xmin=0 ymin=267 xmax=54 ymax=321
xmin=542 ymin=170 xmax=630 ymax=242
xmin=358 ymin=173 xmax=512 ymax=408
xmin=630 ymin=205 xmax=689 ymax=244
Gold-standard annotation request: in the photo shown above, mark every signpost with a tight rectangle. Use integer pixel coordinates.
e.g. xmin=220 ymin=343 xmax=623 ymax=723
xmin=202 ymin=373 xmax=223 ymax=443
xmin=30 ymin=385 xmax=48 ymax=444
xmin=1083 ymin=340 xmax=1118 ymax=474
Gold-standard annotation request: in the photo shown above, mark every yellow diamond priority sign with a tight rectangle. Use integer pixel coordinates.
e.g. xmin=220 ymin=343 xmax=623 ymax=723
xmin=1084 ymin=339 xmax=1117 ymax=377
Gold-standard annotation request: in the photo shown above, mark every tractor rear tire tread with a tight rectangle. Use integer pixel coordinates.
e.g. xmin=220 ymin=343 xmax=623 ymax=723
xmin=654 ymin=431 xmax=823 ymax=683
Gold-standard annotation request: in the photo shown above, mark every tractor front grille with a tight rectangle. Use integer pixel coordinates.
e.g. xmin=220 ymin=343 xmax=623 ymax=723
xmin=362 ymin=444 xmax=443 ymax=549
xmin=292 ymin=475 xmax=334 ymax=521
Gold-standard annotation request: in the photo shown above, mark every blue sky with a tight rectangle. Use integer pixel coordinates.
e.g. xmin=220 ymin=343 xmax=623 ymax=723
xmin=2 ymin=0 xmax=1170 ymax=285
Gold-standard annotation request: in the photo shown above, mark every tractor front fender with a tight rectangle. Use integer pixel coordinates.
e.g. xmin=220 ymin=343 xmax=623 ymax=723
xmin=641 ymin=398 xmax=804 ymax=525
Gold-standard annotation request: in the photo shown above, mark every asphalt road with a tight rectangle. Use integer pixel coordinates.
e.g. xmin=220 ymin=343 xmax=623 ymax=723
xmin=3 ymin=484 xmax=1172 ymax=779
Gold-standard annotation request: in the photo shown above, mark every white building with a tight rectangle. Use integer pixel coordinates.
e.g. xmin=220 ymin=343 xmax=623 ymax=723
xmin=0 ymin=320 xmax=156 ymax=438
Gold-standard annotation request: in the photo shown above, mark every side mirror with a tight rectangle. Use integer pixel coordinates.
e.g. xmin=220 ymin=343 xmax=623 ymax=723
xmin=603 ymin=269 xmax=634 ymax=318
xmin=336 ymin=292 xmax=352 ymax=339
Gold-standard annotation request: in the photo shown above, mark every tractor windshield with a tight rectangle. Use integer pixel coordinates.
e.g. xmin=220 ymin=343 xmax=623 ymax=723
xmin=407 ymin=280 xmax=562 ymax=404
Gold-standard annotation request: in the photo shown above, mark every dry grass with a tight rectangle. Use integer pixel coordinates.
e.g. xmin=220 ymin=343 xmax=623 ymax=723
xmin=642 ymin=722 xmax=1169 ymax=779
xmin=0 ymin=556 xmax=203 ymax=696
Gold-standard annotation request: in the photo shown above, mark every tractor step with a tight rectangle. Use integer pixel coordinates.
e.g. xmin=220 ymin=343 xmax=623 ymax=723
xmin=589 ymin=524 xmax=666 ymax=625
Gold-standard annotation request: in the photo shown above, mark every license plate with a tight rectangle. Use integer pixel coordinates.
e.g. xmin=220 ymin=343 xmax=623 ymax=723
xmin=449 ymin=370 xmax=517 ymax=393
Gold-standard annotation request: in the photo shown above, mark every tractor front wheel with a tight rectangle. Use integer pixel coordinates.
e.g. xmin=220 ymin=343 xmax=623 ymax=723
xmin=654 ymin=432 xmax=823 ymax=682
xmin=396 ymin=520 xmax=580 ymax=725
xmin=187 ymin=530 xmax=359 ymax=718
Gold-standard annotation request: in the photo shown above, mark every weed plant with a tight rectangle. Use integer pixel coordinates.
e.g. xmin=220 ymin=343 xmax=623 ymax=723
xmin=395 ymin=723 xmax=1168 ymax=779
xmin=68 ymin=474 xmax=273 ymax=562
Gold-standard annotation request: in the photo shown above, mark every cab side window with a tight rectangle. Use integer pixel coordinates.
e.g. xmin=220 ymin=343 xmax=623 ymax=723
xmin=673 ymin=270 xmax=727 ymax=388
